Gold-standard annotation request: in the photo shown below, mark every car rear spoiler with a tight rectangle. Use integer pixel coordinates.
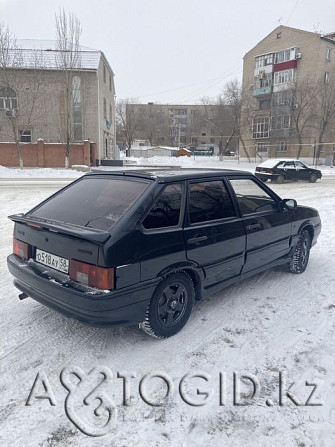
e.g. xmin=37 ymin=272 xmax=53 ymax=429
xmin=8 ymin=214 xmax=111 ymax=244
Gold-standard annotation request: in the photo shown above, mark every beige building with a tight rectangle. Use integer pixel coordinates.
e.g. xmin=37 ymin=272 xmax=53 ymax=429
xmin=122 ymin=103 xmax=237 ymax=153
xmin=241 ymin=26 xmax=335 ymax=162
xmin=0 ymin=40 xmax=116 ymax=164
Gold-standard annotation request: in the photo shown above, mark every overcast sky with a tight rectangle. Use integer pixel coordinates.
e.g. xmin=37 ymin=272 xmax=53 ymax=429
xmin=1 ymin=0 xmax=335 ymax=104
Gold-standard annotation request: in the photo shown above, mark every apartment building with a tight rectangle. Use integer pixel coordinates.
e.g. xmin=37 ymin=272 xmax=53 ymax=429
xmin=0 ymin=40 xmax=116 ymax=165
xmin=122 ymin=103 xmax=237 ymax=153
xmin=241 ymin=26 xmax=335 ymax=161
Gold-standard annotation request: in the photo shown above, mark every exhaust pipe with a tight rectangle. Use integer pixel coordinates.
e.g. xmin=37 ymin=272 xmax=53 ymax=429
xmin=19 ymin=292 xmax=28 ymax=300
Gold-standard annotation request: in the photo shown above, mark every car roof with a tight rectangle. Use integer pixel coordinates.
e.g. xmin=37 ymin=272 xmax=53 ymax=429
xmin=257 ymin=159 xmax=304 ymax=168
xmin=87 ymin=168 xmax=251 ymax=182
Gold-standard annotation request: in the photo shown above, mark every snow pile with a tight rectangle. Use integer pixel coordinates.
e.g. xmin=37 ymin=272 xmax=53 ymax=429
xmin=0 ymin=165 xmax=83 ymax=179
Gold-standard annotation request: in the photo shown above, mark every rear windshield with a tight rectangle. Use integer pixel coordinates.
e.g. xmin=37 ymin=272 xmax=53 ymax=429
xmin=29 ymin=176 xmax=150 ymax=230
xmin=258 ymin=159 xmax=282 ymax=168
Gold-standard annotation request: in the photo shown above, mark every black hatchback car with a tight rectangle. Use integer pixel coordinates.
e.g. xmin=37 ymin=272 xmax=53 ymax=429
xmin=7 ymin=169 xmax=321 ymax=338
xmin=255 ymin=159 xmax=322 ymax=183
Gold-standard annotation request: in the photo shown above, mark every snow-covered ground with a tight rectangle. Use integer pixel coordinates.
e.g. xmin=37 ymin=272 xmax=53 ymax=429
xmin=1 ymin=159 xmax=335 ymax=446
xmin=1 ymin=156 xmax=334 ymax=178
xmin=0 ymin=165 xmax=83 ymax=179
xmin=117 ymin=155 xmax=335 ymax=177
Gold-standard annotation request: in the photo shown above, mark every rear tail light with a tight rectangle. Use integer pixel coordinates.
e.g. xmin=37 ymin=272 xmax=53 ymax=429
xmin=69 ymin=259 xmax=115 ymax=290
xmin=266 ymin=169 xmax=273 ymax=174
xmin=13 ymin=237 xmax=29 ymax=260
xmin=255 ymin=168 xmax=260 ymax=172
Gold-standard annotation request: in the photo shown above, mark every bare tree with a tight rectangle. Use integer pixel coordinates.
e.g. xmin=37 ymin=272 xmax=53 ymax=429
xmin=289 ymin=75 xmax=320 ymax=158
xmin=137 ymin=103 xmax=170 ymax=146
xmin=200 ymin=80 xmax=243 ymax=158
xmin=315 ymin=72 xmax=335 ymax=158
xmin=55 ymin=9 xmax=82 ymax=168
xmin=222 ymin=79 xmax=251 ymax=161
xmin=116 ymin=98 xmax=142 ymax=156
xmin=0 ymin=23 xmax=45 ymax=168
xmin=290 ymin=72 xmax=335 ymax=159
xmin=221 ymin=80 xmax=240 ymax=152
xmin=200 ymin=96 xmax=229 ymax=156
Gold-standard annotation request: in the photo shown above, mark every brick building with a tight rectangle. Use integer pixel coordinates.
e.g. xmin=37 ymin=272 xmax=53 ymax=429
xmin=0 ymin=40 xmax=115 ymax=166
xmin=241 ymin=26 xmax=335 ymax=161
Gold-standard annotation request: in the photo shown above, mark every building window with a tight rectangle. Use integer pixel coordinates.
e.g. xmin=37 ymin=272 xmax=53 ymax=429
xmin=326 ymin=48 xmax=331 ymax=61
xmin=275 ymin=49 xmax=293 ymax=63
xmin=210 ymin=137 xmax=215 ymax=143
xmin=109 ymin=104 xmax=112 ymax=122
xmin=272 ymin=91 xmax=292 ymax=106
xmin=274 ymin=114 xmax=290 ymax=130
xmin=324 ymin=72 xmax=330 ymax=84
xmin=171 ymin=108 xmax=187 ymax=116
xmin=109 ymin=75 xmax=112 ymax=91
xmin=19 ymin=130 xmax=32 ymax=143
xmin=0 ymin=87 xmax=17 ymax=110
xmin=255 ymin=54 xmax=274 ymax=68
xmin=256 ymin=142 xmax=269 ymax=153
xmin=252 ymin=116 xmax=270 ymax=139
xmin=103 ymin=65 xmax=106 ymax=83
xmin=255 ymin=72 xmax=272 ymax=88
xmin=72 ymin=76 xmax=83 ymax=141
xmin=103 ymin=97 xmax=107 ymax=119
xmin=275 ymin=142 xmax=287 ymax=152
xmin=259 ymin=100 xmax=269 ymax=110
xmin=274 ymin=69 xmax=296 ymax=85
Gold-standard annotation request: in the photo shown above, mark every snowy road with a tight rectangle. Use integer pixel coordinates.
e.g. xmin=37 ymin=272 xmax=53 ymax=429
xmin=1 ymin=178 xmax=335 ymax=446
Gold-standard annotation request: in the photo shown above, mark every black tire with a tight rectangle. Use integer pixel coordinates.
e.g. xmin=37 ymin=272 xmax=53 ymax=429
xmin=289 ymin=230 xmax=311 ymax=274
xmin=309 ymin=174 xmax=317 ymax=183
xmin=141 ymin=272 xmax=195 ymax=338
xmin=276 ymin=174 xmax=284 ymax=184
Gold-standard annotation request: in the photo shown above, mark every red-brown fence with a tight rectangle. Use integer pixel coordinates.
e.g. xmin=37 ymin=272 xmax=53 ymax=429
xmin=0 ymin=139 xmax=96 ymax=167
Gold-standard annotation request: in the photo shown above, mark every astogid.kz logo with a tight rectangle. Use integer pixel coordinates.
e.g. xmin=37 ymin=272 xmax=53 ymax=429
xmin=25 ymin=366 xmax=324 ymax=437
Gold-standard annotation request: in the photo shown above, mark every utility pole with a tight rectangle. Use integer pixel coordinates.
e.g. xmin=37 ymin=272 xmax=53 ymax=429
xmin=178 ymin=122 xmax=181 ymax=147
xmin=113 ymin=94 xmax=117 ymax=159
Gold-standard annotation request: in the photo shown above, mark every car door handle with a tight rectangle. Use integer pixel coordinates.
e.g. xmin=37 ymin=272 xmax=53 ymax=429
xmin=187 ymin=235 xmax=208 ymax=244
xmin=246 ymin=222 xmax=262 ymax=231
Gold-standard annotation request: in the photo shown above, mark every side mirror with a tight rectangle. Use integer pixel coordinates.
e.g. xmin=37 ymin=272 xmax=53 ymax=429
xmin=282 ymin=198 xmax=297 ymax=210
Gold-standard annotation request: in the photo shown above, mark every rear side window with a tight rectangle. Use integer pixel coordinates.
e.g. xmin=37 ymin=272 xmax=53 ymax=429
xmin=188 ymin=180 xmax=236 ymax=224
xmin=295 ymin=161 xmax=306 ymax=168
xmin=29 ymin=177 xmax=149 ymax=230
xmin=142 ymin=183 xmax=183 ymax=229
xmin=284 ymin=162 xmax=295 ymax=169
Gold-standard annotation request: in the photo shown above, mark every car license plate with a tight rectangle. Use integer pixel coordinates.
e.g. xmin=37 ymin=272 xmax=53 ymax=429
xmin=36 ymin=249 xmax=69 ymax=273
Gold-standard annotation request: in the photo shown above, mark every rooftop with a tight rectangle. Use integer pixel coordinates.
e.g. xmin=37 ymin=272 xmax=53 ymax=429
xmin=7 ymin=39 xmax=103 ymax=71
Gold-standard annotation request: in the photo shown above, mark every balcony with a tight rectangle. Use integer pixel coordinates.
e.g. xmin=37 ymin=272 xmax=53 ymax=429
xmin=253 ymin=86 xmax=272 ymax=97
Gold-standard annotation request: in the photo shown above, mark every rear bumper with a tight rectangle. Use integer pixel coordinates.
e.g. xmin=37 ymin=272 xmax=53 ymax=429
xmin=255 ymin=172 xmax=278 ymax=181
xmin=7 ymin=254 xmax=159 ymax=327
